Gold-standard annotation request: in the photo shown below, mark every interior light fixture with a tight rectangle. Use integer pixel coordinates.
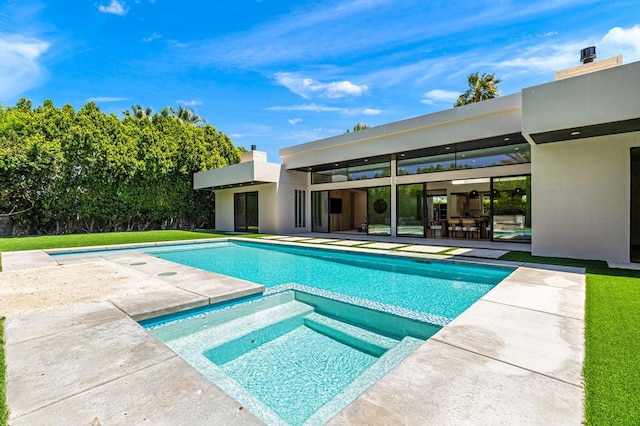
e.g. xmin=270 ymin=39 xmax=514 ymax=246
xmin=452 ymin=178 xmax=490 ymax=185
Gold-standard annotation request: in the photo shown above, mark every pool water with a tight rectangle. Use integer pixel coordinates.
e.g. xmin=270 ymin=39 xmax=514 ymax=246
xmin=151 ymin=240 xmax=512 ymax=320
xmin=211 ymin=325 xmax=374 ymax=425
xmin=146 ymin=290 xmax=432 ymax=426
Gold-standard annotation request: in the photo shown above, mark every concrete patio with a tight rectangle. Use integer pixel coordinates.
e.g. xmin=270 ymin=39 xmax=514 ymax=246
xmin=0 ymin=237 xmax=585 ymax=425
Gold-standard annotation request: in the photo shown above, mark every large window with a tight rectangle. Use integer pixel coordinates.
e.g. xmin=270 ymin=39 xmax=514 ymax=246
xmin=397 ymin=143 xmax=530 ymax=175
xmin=367 ymin=186 xmax=391 ymax=236
xmin=294 ymin=190 xmax=306 ymax=228
xmin=312 ymin=161 xmax=390 ymax=184
xmin=397 ymin=184 xmax=424 ymax=237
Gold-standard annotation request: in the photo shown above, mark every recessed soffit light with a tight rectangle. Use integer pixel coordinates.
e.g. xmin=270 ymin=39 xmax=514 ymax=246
xmin=504 ymin=137 xmax=510 ymax=141
xmin=571 ymin=131 xmax=581 ymax=136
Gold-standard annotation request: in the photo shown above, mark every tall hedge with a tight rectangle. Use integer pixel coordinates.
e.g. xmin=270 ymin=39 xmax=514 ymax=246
xmin=0 ymin=99 xmax=241 ymax=235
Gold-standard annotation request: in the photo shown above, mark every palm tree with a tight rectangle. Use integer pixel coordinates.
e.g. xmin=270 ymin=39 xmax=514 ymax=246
xmin=123 ymin=105 xmax=153 ymax=120
xmin=345 ymin=122 xmax=370 ymax=133
xmin=169 ymin=106 xmax=204 ymax=124
xmin=454 ymin=72 xmax=501 ymax=107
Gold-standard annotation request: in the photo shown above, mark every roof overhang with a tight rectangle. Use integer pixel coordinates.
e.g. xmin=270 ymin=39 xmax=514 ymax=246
xmin=280 ymin=94 xmax=523 ymax=171
xmin=193 ymin=161 xmax=281 ymax=190
xmin=522 ymin=60 xmax=640 ymax=144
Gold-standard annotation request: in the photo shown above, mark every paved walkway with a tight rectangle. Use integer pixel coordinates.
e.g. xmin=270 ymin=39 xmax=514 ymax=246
xmin=0 ymin=237 xmax=585 ymax=425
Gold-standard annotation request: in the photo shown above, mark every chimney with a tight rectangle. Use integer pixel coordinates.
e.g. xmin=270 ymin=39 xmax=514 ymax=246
xmin=240 ymin=145 xmax=267 ymax=163
xmin=580 ymin=46 xmax=596 ymax=64
xmin=554 ymin=48 xmax=623 ymax=81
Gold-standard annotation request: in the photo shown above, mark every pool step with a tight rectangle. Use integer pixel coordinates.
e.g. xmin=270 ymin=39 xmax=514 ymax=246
xmin=167 ymin=300 xmax=314 ymax=357
xmin=304 ymin=312 xmax=399 ymax=357
xmin=150 ymin=292 xmax=297 ymax=342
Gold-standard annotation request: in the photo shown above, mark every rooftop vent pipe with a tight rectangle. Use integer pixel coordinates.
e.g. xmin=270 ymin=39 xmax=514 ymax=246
xmin=251 ymin=144 xmax=257 ymax=151
xmin=580 ymin=46 xmax=596 ymax=64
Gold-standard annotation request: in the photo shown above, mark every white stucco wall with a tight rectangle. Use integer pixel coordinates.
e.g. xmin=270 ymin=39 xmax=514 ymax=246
xmin=275 ymin=170 xmax=309 ymax=234
xmin=532 ymin=132 xmax=640 ymax=262
xmin=213 ymin=184 xmax=278 ymax=233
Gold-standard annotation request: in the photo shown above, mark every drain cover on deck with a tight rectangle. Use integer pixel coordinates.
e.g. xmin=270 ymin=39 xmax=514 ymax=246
xmin=157 ymin=272 xmax=178 ymax=277
xmin=130 ymin=262 xmax=147 ymax=266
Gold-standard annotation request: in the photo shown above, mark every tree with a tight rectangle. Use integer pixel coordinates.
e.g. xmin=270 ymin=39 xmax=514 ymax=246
xmin=0 ymin=98 xmax=241 ymax=235
xmin=345 ymin=122 xmax=370 ymax=133
xmin=169 ymin=106 xmax=204 ymax=125
xmin=454 ymin=72 xmax=501 ymax=107
xmin=123 ymin=105 xmax=153 ymax=120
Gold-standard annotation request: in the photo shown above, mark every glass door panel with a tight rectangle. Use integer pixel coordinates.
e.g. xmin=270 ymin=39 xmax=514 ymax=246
xmin=246 ymin=192 xmax=258 ymax=233
xmin=397 ymin=184 xmax=425 ymax=237
xmin=491 ymin=176 xmax=531 ymax=242
xmin=367 ymin=186 xmax=391 ymax=235
xmin=311 ymin=191 xmax=329 ymax=233
xmin=234 ymin=192 xmax=258 ymax=232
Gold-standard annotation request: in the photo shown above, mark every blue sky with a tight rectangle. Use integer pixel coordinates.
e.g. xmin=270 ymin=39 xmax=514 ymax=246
xmin=1 ymin=1 xmax=639 ymax=162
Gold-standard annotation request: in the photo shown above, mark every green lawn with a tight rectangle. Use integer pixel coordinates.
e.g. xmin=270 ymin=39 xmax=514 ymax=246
xmin=502 ymin=251 xmax=640 ymax=425
xmin=0 ymin=317 xmax=7 ymax=426
xmin=0 ymin=230 xmax=228 ymax=252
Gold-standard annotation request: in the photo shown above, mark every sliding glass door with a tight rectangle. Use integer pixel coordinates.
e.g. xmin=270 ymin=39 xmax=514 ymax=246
xmin=367 ymin=186 xmax=391 ymax=235
xmin=491 ymin=175 xmax=531 ymax=242
xmin=397 ymin=184 xmax=425 ymax=237
xmin=234 ymin=192 xmax=258 ymax=232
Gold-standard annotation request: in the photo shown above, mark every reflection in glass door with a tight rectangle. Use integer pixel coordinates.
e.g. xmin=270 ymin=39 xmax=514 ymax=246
xmin=367 ymin=186 xmax=391 ymax=235
xmin=311 ymin=191 xmax=329 ymax=232
xmin=234 ymin=192 xmax=258 ymax=232
xmin=491 ymin=176 xmax=531 ymax=242
xmin=397 ymin=184 xmax=425 ymax=237
xmin=631 ymin=148 xmax=640 ymax=262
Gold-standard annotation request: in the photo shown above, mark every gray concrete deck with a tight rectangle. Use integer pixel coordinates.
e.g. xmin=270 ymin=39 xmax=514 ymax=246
xmin=0 ymin=238 xmax=584 ymax=425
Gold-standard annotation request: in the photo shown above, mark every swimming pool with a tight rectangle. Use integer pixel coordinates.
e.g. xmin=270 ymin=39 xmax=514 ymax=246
xmin=150 ymin=240 xmax=513 ymax=322
xmin=134 ymin=239 xmax=511 ymax=425
xmin=145 ymin=289 xmax=439 ymax=425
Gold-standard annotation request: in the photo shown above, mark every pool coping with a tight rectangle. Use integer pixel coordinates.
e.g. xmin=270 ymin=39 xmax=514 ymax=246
xmin=1 ymin=238 xmax=585 ymax=424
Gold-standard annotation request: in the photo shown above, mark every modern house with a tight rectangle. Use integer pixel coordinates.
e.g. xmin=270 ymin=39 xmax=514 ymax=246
xmin=194 ymin=55 xmax=640 ymax=264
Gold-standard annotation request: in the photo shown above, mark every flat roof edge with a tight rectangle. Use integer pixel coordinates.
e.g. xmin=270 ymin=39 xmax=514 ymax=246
xmin=279 ymin=93 xmax=522 ymax=158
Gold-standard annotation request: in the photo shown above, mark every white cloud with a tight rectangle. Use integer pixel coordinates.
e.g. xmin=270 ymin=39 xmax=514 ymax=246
xmin=142 ymin=32 xmax=161 ymax=42
xmin=85 ymin=96 xmax=130 ymax=103
xmin=288 ymin=118 xmax=302 ymax=125
xmin=0 ymin=34 xmax=49 ymax=101
xmin=599 ymin=25 xmax=640 ymax=62
xmin=177 ymin=99 xmax=203 ymax=106
xmin=421 ymin=89 xmax=459 ymax=105
xmin=98 ymin=0 xmax=128 ymax=16
xmin=267 ymin=103 xmax=382 ymax=115
xmin=275 ymin=72 xmax=367 ymax=99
